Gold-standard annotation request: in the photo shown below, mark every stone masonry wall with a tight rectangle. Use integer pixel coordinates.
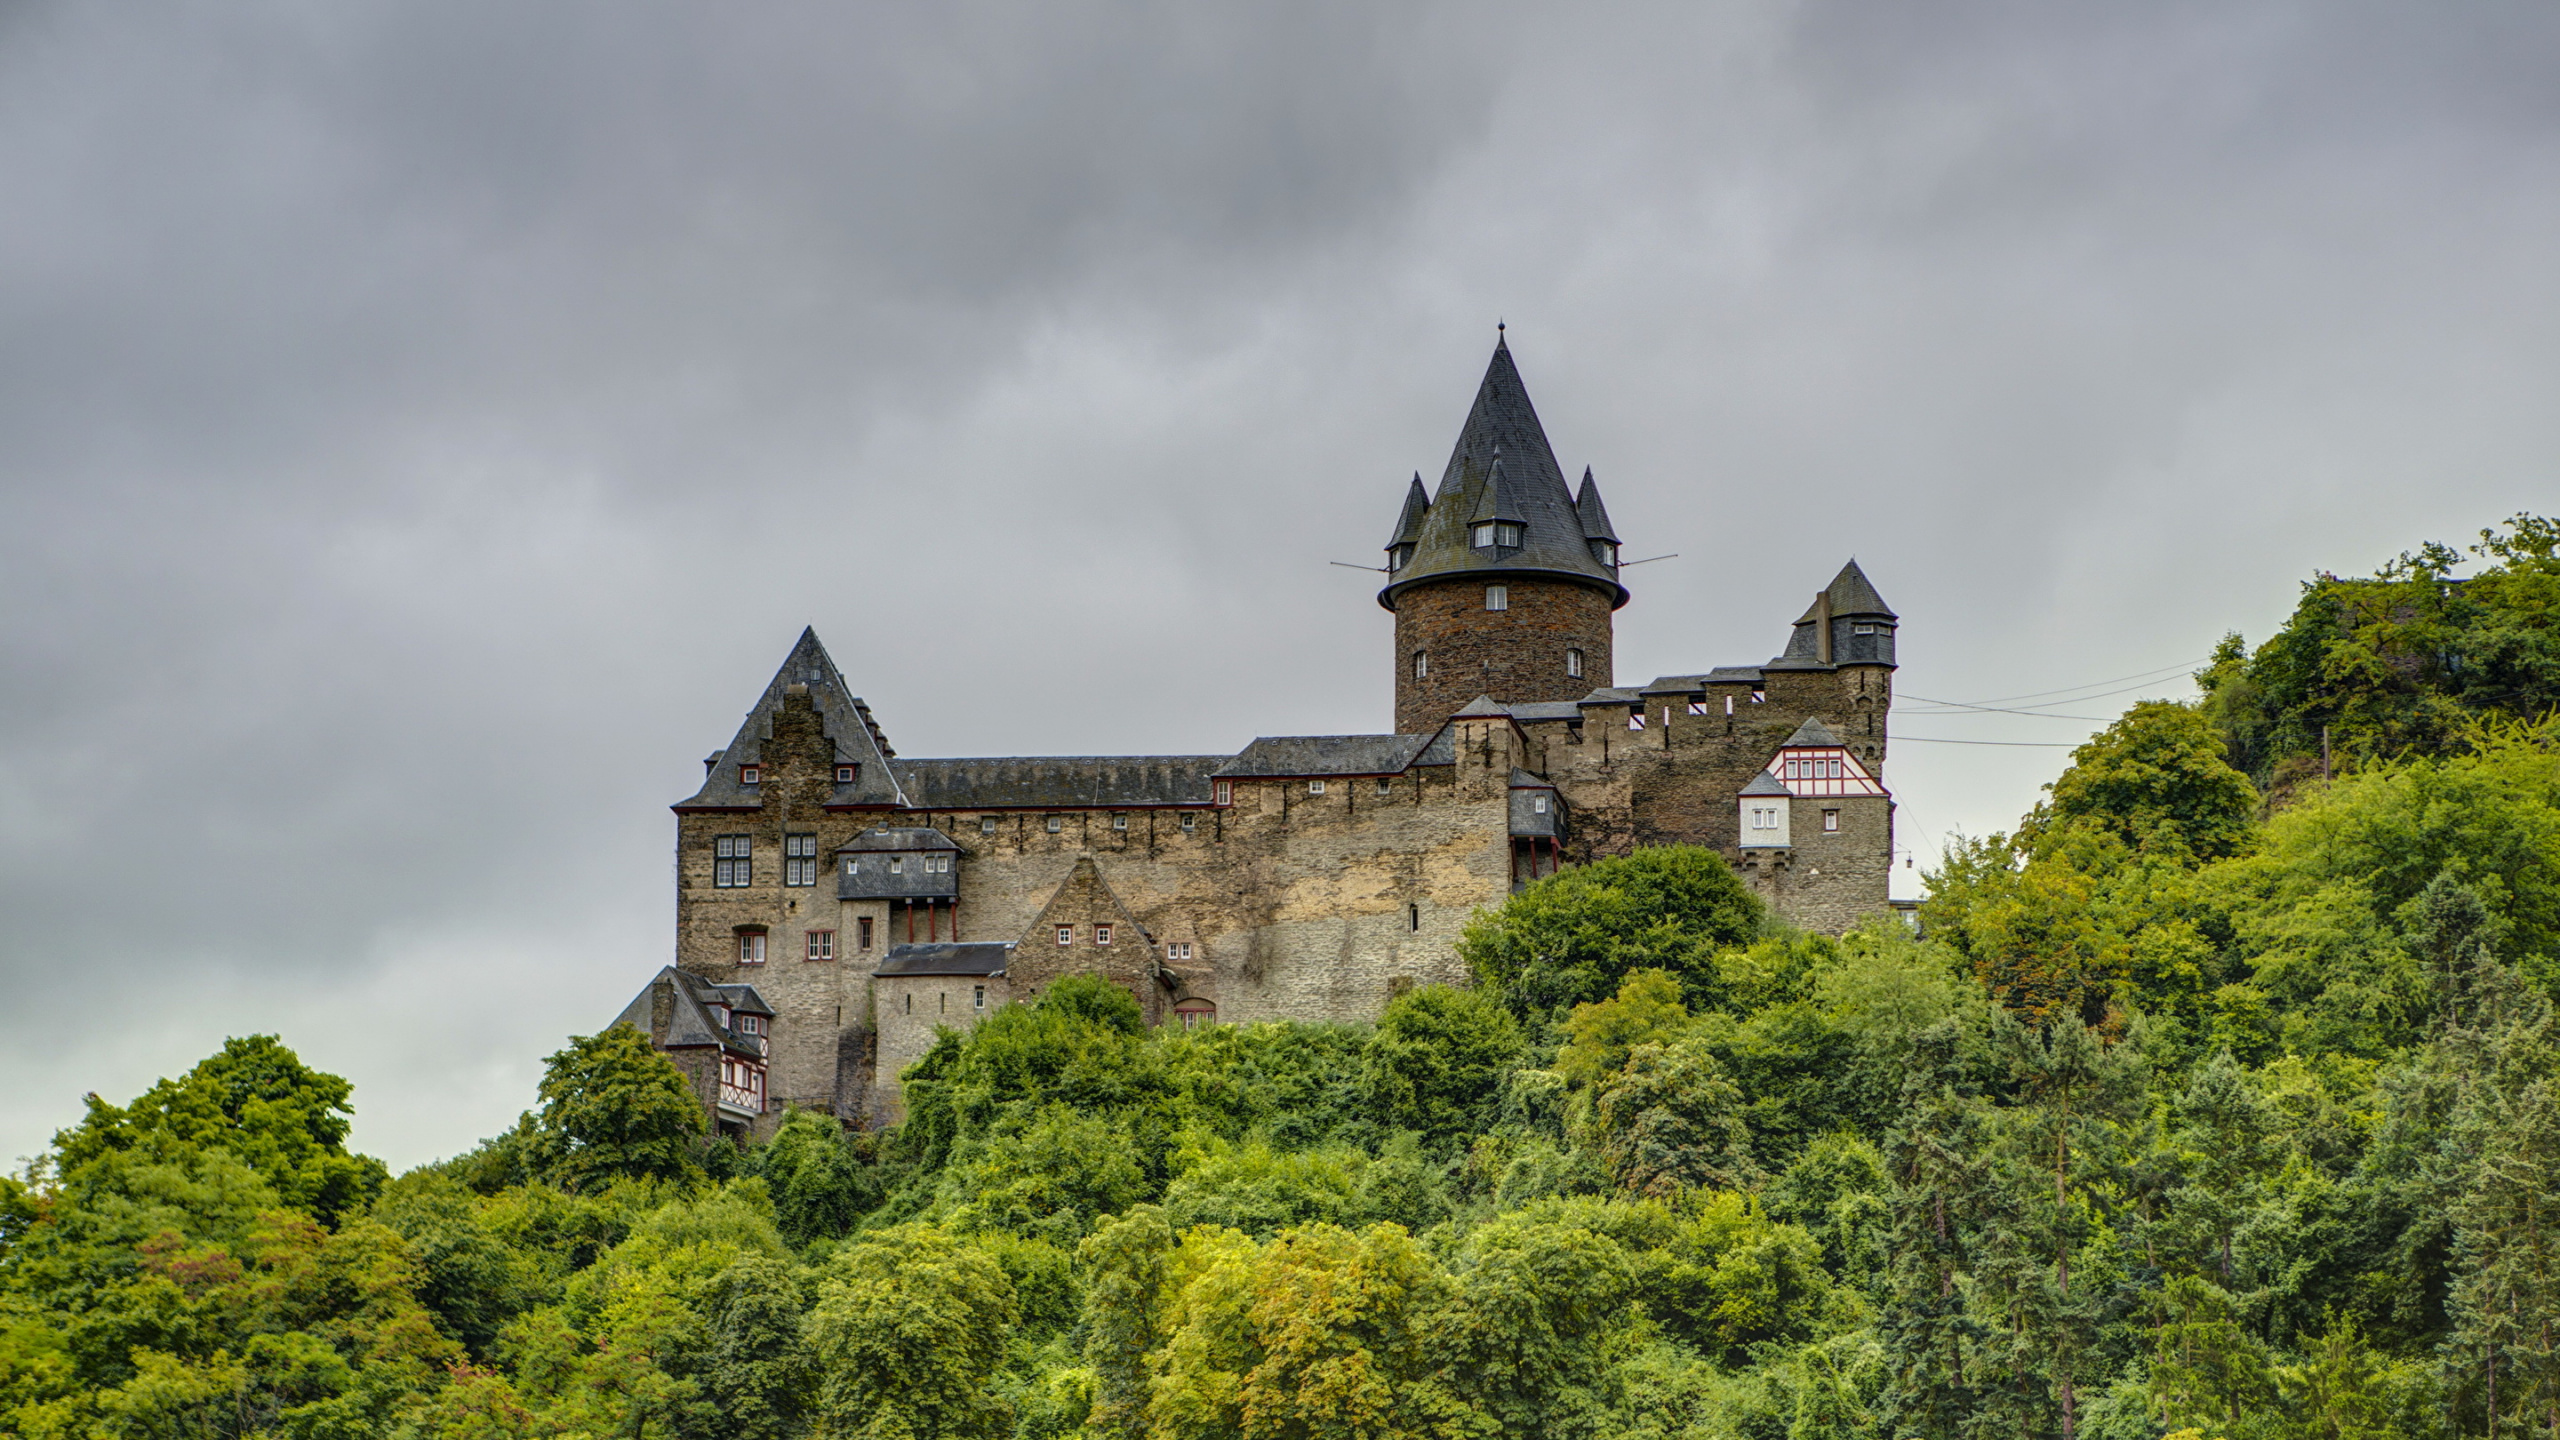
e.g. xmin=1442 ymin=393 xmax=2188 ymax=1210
xmin=1393 ymin=577 xmax=1614 ymax=735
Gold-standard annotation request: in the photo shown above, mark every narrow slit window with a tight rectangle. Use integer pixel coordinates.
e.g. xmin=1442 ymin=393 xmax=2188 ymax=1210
xmin=857 ymin=917 xmax=874 ymax=949
xmin=1566 ymin=647 xmax=1583 ymax=678
xmin=1408 ymin=904 xmax=1420 ymax=931
xmin=1413 ymin=651 xmax=1429 ymax=680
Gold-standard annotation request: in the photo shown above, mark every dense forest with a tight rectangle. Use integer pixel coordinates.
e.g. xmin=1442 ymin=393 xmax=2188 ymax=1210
xmin=3 ymin=517 xmax=2555 ymax=1440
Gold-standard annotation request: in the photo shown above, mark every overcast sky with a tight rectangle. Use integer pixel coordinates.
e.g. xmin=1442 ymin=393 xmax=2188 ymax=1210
xmin=4 ymin=0 xmax=2555 ymax=1170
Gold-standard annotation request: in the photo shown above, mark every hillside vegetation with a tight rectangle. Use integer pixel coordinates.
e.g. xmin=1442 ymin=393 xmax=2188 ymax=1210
xmin=5 ymin=524 xmax=2558 ymax=1439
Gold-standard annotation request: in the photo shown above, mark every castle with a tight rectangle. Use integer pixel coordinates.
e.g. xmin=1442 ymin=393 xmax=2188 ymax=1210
xmin=624 ymin=337 xmax=1899 ymax=1134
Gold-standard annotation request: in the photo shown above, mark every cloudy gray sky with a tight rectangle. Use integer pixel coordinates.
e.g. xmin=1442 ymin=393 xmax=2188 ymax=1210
xmin=4 ymin=0 xmax=2555 ymax=1169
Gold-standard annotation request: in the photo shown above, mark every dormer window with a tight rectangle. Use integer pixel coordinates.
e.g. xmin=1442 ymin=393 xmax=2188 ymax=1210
xmin=835 ymin=765 xmax=857 ymax=784
xmin=712 ymin=1005 xmax=730 ymax=1026
xmin=1532 ymin=795 xmax=1548 ymax=814
xmin=1472 ymin=522 xmax=1523 ymax=549
xmin=1592 ymin=541 xmax=1619 ymax=568
xmin=888 ymin=856 xmax=903 ymax=875
xmin=739 ymin=1014 xmax=762 ymax=1035
xmin=739 ymin=765 xmax=760 ymax=785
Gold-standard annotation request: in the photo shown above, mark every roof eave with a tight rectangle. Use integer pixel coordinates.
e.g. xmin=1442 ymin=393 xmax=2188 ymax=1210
xmin=1377 ymin=565 xmax=1630 ymax=612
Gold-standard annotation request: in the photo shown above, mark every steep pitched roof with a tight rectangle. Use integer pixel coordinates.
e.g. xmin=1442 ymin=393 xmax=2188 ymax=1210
xmin=1772 ymin=560 xmax=1901 ymax=668
xmin=673 ymin=628 xmax=908 ymax=810
xmin=1378 ymin=337 xmax=1629 ymax=611
xmin=1387 ymin=474 xmax=1431 ymax=547
xmin=1824 ymin=560 xmax=1895 ymax=619
xmin=1574 ymin=468 xmax=1619 ymax=543
xmin=611 ymin=967 xmax=768 ymax=1058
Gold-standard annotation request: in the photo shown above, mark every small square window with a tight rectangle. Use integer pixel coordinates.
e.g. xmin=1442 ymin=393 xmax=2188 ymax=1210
xmin=1752 ymin=691 xmax=1766 ymax=704
xmin=980 ymin=815 xmax=998 ymax=834
xmin=1823 ymin=809 xmax=1840 ymax=833
xmin=835 ymin=765 xmax=857 ymax=784
xmin=737 ymin=932 xmax=766 ymax=964
xmin=1096 ymin=924 xmax=1113 ymax=946
xmin=739 ymin=765 xmax=760 ymax=785
xmin=1167 ymin=941 xmax=1192 ymax=961
xmin=888 ymin=856 xmax=903 ymax=874
xmin=1307 ymin=780 xmax=1326 ymax=796
xmin=1180 ymin=813 xmax=1198 ymax=832
xmin=1046 ymin=815 xmax=1064 ymax=833
xmin=1056 ymin=925 xmax=1073 ymax=946
xmin=1112 ymin=813 xmax=1128 ymax=830
xmin=1485 ymin=585 xmax=1508 ymax=611
xmin=806 ymin=930 xmax=834 ymax=961
xmin=1375 ymin=777 xmax=1392 ymax=794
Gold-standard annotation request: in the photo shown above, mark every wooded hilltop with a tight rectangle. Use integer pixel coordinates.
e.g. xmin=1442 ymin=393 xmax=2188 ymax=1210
xmin=4 ymin=515 xmax=2556 ymax=1439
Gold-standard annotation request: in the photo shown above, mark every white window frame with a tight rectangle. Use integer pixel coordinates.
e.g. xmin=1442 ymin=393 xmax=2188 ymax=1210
xmin=739 ymin=764 xmax=760 ymax=785
xmin=1213 ymin=780 xmax=1233 ymax=806
xmin=1413 ymin=651 xmax=1430 ymax=680
xmin=806 ymin=929 xmax=834 ymax=962
xmin=1823 ymin=809 xmax=1840 ymax=833
xmin=713 ymin=835 xmax=752 ymax=887
xmin=974 ymin=985 xmax=986 ymax=1010
xmin=1095 ymin=924 xmax=1113 ymax=946
xmin=1307 ymin=780 xmax=1326 ymax=796
xmin=980 ymin=815 xmax=998 ymax=834
xmin=1472 ymin=522 xmax=1495 ymax=547
xmin=1532 ymin=794 xmax=1548 ymax=814
xmin=1056 ymin=925 xmax=1073 ymax=946
xmin=1167 ymin=941 xmax=1192 ymax=961
xmin=737 ymin=932 xmax=767 ymax=964
xmin=1180 ymin=813 xmax=1198 ymax=832
xmin=1112 ymin=812 xmax=1128 ymax=830
xmin=1566 ymin=647 xmax=1583 ymax=678
xmin=835 ymin=764 xmax=856 ymax=784
xmin=784 ymin=833 xmax=818 ymax=887
xmin=1046 ymin=815 xmax=1064 ymax=833
xmin=888 ymin=855 xmax=904 ymax=875
xmin=1485 ymin=585 xmax=1508 ymax=611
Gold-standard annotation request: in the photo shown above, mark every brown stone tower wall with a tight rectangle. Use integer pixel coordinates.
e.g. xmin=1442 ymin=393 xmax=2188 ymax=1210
xmin=1392 ymin=577 xmax=1613 ymax=734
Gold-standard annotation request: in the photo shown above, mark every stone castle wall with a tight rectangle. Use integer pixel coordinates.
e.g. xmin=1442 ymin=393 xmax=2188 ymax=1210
xmin=1393 ymin=577 xmax=1615 ymax=734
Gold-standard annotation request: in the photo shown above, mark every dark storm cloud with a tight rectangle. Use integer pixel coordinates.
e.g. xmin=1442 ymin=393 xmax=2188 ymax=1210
xmin=5 ymin=1 xmax=2556 ymax=1165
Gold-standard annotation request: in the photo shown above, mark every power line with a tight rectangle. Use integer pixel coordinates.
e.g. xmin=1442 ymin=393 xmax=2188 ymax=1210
xmin=1900 ymin=669 xmax=2215 ymax=720
xmin=1913 ymin=657 xmax=2213 ymax=709
xmin=1892 ymin=735 xmax=2082 ymax=747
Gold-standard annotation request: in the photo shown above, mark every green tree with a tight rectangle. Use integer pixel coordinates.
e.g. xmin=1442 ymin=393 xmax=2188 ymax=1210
xmin=2043 ymin=699 xmax=2260 ymax=862
xmin=1363 ymin=985 xmax=1523 ymax=1144
xmin=1555 ymin=969 xmax=1692 ymax=1091
xmin=50 ymin=1034 xmax=387 ymax=1226
xmin=1459 ymin=845 xmax=1763 ymax=1020
xmin=756 ymin=1106 xmax=879 ymax=1245
xmin=808 ymin=1223 xmax=1017 ymax=1440
xmin=529 ymin=1025 xmax=708 ymax=1194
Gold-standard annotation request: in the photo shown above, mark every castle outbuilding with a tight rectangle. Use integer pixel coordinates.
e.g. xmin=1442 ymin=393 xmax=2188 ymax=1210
xmin=643 ymin=336 xmax=1899 ymax=1128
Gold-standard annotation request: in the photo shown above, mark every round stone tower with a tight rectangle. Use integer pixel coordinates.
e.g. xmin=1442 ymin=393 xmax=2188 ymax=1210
xmin=1379 ymin=335 xmax=1629 ymax=736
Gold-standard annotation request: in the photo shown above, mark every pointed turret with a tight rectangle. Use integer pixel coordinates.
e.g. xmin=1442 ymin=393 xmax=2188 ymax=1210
xmin=673 ymin=627 xmax=910 ymax=810
xmin=1383 ymin=473 xmax=1430 ymax=575
xmin=1377 ymin=335 xmax=1628 ymax=612
xmin=1771 ymin=560 xmax=1899 ymax=669
xmin=1574 ymin=466 xmax=1620 ymax=570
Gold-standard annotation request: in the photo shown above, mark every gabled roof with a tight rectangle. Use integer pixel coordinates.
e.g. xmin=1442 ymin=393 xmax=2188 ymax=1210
xmin=1452 ymin=694 xmax=1512 ymax=716
xmin=674 ymin=628 xmax=909 ymax=811
xmin=875 ymin=942 xmax=1012 ymax=978
xmin=1740 ymin=772 xmax=1792 ymax=797
xmin=1781 ymin=716 xmax=1843 ymax=747
xmin=611 ymin=966 xmax=769 ymax=1058
xmin=1378 ymin=337 xmax=1629 ymax=611
xmin=1574 ymin=468 xmax=1619 ymax=543
xmin=1217 ymin=735 xmax=1438 ymax=778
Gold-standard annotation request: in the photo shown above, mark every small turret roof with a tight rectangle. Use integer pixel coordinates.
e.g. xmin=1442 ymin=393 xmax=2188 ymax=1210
xmin=1574 ymin=468 xmax=1619 ymax=543
xmin=1782 ymin=716 xmax=1843 ymax=747
xmin=1794 ymin=560 xmax=1895 ymax=622
xmin=1387 ymin=474 xmax=1430 ymax=547
xmin=1378 ymin=337 xmax=1629 ymax=611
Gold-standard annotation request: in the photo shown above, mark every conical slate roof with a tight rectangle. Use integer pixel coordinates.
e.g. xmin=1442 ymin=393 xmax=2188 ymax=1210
xmin=1574 ymin=467 xmax=1619 ymax=543
xmin=1387 ymin=474 xmax=1431 ymax=547
xmin=673 ymin=627 xmax=910 ymax=810
xmin=1775 ymin=560 xmax=1901 ymax=666
xmin=1379 ymin=337 xmax=1629 ymax=611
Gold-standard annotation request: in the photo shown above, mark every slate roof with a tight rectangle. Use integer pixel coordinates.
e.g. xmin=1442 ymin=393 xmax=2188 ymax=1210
xmin=1217 ymin=735 xmax=1440 ymax=778
xmin=1378 ymin=337 xmax=1630 ymax=611
xmin=875 ymin=942 xmax=1014 ymax=978
xmin=1782 ymin=716 xmax=1843 ymax=747
xmin=611 ymin=966 xmax=769 ymax=1058
xmin=1388 ymin=475 xmax=1431 ymax=547
xmin=1741 ymin=772 xmax=1792 ymax=797
xmin=1574 ymin=468 xmax=1619 ymax=543
xmin=890 ymin=756 xmax=1228 ymax=809
xmin=674 ymin=628 xmax=909 ymax=811
xmin=1504 ymin=701 xmax=1588 ymax=724
xmin=837 ymin=827 xmax=962 ymax=853
xmin=1774 ymin=561 xmax=1900 ymax=667
xmin=1452 ymin=694 xmax=1514 ymax=716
